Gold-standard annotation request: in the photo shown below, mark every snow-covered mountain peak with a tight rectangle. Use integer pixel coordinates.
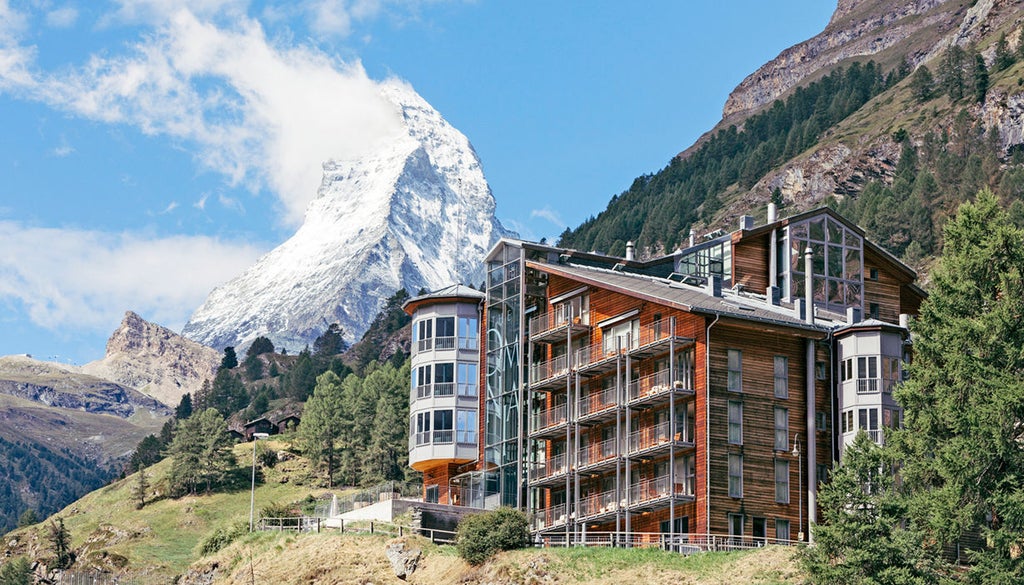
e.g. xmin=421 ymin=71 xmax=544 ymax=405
xmin=182 ymin=80 xmax=513 ymax=352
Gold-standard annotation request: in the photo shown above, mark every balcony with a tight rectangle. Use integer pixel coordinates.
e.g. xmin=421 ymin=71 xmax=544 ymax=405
xmin=577 ymin=385 xmax=618 ymax=424
xmin=575 ymin=340 xmax=629 ymax=376
xmin=529 ymin=310 xmax=591 ymax=343
xmin=530 ymin=403 xmax=568 ymax=439
xmin=627 ymin=317 xmax=695 ymax=359
xmin=627 ymin=367 xmax=695 ymax=408
xmin=629 ymin=475 xmax=695 ymax=511
xmin=529 ymin=453 xmax=569 ymax=486
xmin=529 ymin=355 xmax=570 ymax=390
xmin=432 ymin=429 xmax=454 ymax=444
xmin=415 ymin=384 xmax=432 ymax=400
xmin=577 ymin=437 xmax=619 ymax=473
xmin=578 ymin=488 xmax=621 ymax=522
xmin=533 ymin=503 xmax=568 ymax=532
xmin=414 ymin=431 xmax=430 ymax=446
xmin=627 ymin=421 xmax=694 ymax=457
xmin=857 ymin=378 xmax=879 ymax=394
xmin=433 ymin=382 xmax=455 ymax=397
xmin=434 ymin=336 xmax=456 ymax=351
xmin=416 ymin=338 xmax=433 ymax=353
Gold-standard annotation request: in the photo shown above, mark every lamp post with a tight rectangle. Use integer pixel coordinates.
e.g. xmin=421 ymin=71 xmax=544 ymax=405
xmin=249 ymin=432 xmax=270 ymax=532
xmin=792 ymin=433 xmax=802 ymax=542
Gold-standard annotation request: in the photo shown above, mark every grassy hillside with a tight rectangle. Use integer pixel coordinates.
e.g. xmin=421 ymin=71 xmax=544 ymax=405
xmin=1 ymin=437 xmax=804 ymax=584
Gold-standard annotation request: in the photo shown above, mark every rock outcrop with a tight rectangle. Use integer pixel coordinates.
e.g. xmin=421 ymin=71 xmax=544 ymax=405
xmin=82 ymin=311 xmax=221 ymax=407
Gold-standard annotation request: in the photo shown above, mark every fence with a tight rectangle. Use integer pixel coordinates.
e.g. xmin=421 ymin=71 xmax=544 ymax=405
xmin=537 ymin=531 xmax=801 ymax=553
xmin=312 ymin=480 xmax=422 ymax=518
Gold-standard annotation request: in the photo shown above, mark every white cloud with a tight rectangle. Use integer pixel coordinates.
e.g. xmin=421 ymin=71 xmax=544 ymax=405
xmin=0 ymin=220 xmax=265 ymax=333
xmin=160 ymin=201 xmax=178 ymax=214
xmin=1 ymin=4 xmax=406 ymax=226
xmin=218 ymin=193 xmax=244 ymax=213
xmin=51 ymin=144 xmax=74 ymax=157
xmin=194 ymin=192 xmax=210 ymax=210
xmin=530 ymin=206 xmax=564 ymax=227
xmin=45 ymin=6 xmax=79 ymax=28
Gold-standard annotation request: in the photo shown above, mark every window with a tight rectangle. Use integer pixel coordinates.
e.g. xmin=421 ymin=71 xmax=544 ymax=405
xmin=425 ymin=485 xmax=439 ymax=504
xmin=727 ymin=349 xmax=742 ymax=391
xmin=458 ymin=316 xmax=479 ymax=349
xmin=857 ymin=356 xmax=878 ymax=393
xmin=869 ymin=302 xmax=880 ymax=319
xmin=815 ymin=361 xmax=827 ymax=380
xmin=415 ymin=365 xmax=432 ymax=399
xmin=678 ymin=455 xmax=696 ymax=496
xmin=728 ymin=513 xmax=744 ymax=538
xmin=843 ymin=410 xmax=854 ymax=433
xmin=457 ymin=363 xmax=478 ymax=397
xmin=434 ymin=363 xmax=455 ymax=396
xmin=603 ymin=318 xmax=639 ymax=354
xmin=773 ymin=356 xmax=788 ymax=399
xmin=415 ymin=319 xmax=433 ymax=352
xmin=817 ymin=463 xmax=828 ymax=485
xmin=775 ymin=459 xmax=790 ymax=503
xmin=728 ymin=453 xmax=743 ymax=498
xmin=433 ymin=410 xmax=454 ymax=444
xmin=456 ymin=410 xmax=477 ymax=444
xmin=728 ymin=401 xmax=743 ymax=445
xmin=882 ymin=356 xmax=900 ymax=393
xmin=776 ymin=518 xmax=790 ymax=541
xmin=816 ymin=411 xmax=827 ymax=432
xmin=415 ymin=412 xmax=431 ymax=445
xmin=774 ymin=407 xmax=788 ymax=451
xmin=555 ymin=294 xmax=589 ymax=326
xmin=869 ymin=267 xmax=879 ymax=281
xmin=435 ymin=317 xmax=455 ymax=349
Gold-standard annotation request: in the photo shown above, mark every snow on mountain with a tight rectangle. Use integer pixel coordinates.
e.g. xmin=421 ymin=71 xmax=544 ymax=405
xmin=182 ymin=79 xmax=513 ymax=352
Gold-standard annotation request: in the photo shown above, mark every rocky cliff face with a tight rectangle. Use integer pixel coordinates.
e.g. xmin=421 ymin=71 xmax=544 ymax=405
xmin=182 ymin=79 xmax=513 ymax=352
xmin=81 ymin=311 xmax=220 ymax=407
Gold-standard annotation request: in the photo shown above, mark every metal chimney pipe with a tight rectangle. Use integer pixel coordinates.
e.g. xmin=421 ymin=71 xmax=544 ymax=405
xmin=689 ymin=229 xmax=696 ymax=248
xmin=625 ymin=241 xmax=635 ymax=261
xmin=804 ymin=247 xmax=814 ymax=325
xmin=767 ymin=202 xmax=777 ymax=223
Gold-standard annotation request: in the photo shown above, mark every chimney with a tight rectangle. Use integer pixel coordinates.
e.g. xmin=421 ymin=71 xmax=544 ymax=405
xmin=625 ymin=241 xmax=635 ymax=261
xmin=706 ymin=274 xmax=722 ymax=298
xmin=846 ymin=306 xmax=862 ymax=324
xmin=740 ymin=215 xmax=755 ymax=231
xmin=688 ymin=228 xmax=696 ymax=248
xmin=899 ymin=313 xmax=910 ymax=329
xmin=767 ymin=202 xmax=777 ymax=223
xmin=804 ymin=247 xmax=814 ymax=325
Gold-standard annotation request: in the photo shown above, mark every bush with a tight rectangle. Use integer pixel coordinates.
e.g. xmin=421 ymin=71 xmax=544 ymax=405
xmin=456 ymin=507 xmax=530 ymax=565
xmin=197 ymin=522 xmax=247 ymax=556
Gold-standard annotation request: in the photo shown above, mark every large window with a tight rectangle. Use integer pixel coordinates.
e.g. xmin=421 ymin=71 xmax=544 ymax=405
xmin=774 ymin=356 xmax=788 ymax=399
xmin=727 ymin=349 xmax=742 ymax=391
xmin=728 ymin=401 xmax=743 ymax=445
xmin=554 ymin=294 xmax=590 ymax=326
xmin=603 ymin=318 xmax=639 ymax=355
xmin=788 ymin=215 xmax=863 ymax=310
xmin=414 ymin=319 xmax=433 ymax=352
xmin=457 ymin=363 xmax=478 ymax=397
xmin=775 ymin=459 xmax=790 ymax=503
xmin=414 ymin=365 xmax=432 ymax=399
xmin=776 ymin=518 xmax=790 ymax=541
xmin=882 ymin=356 xmax=900 ymax=393
xmin=456 ymin=410 xmax=477 ymax=444
xmin=434 ymin=363 xmax=455 ymax=396
xmin=414 ymin=412 xmax=431 ymax=445
xmin=857 ymin=357 xmax=878 ymax=393
xmin=774 ymin=407 xmax=789 ymax=451
xmin=433 ymin=410 xmax=454 ymax=444
xmin=458 ymin=316 xmax=479 ymax=350
xmin=728 ymin=453 xmax=743 ymax=498
xmin=678 ymin=455 xmax=696 ymax=496
xmin=435 ymin=317 xmax=455 ymax=350
xmin=677 ymin=239 xmax=732 ymax=281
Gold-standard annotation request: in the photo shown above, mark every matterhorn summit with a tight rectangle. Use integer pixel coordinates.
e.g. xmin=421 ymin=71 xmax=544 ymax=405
xmin=182 ymin=79 xmax=513 ymax=352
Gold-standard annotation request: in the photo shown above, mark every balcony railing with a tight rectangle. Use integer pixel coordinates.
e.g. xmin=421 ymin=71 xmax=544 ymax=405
xmin=458 ymin=337 xmax=479 ymax=351
xmin=531 ymin=452 xmax=568 ymax=482
xmin=529 ymin=309 xmax=591 ymax=338
xmin=628 ymin=421 xmax=676 ymax=453
xmin=856 ymin=378 xmax=879 ymax=394
xmin=414 ymin=431 xmax=430 ymax=446
xmin=579 ymin=488 xmax=619 ymax=519
xmin=434 ymin=336 xmax=456 ymax=350
xmin=628 ymin=368 xmax=692 ymax=402
xmin=531 ymin=403 xmax=568 ymax=433
xmin=456 ymin=430 xmax=477 ymax=445
xmin=530 ymin=355 xmax=570 ymax=385
xmin=578 ymin=386 xmax=617 ymax=419
xmin=629 ymin=475 xmax=693 ymax=505
xmin=578 ymin=437 xmax=618 ymax=469
xmin=576 ymin=337 xmax=636 ymax=369
xmin=432 ymin=429 xmax=453 ymax=444
xmin=457 ymin=383 xmax=478 ymax=398
xmin=533 ymin=503 xmax=567 ymax=531
xmin=416 ymin=338 xmax=433 ymax=353
xmin=434 ymin=382 xmax=455 ymax=397
xmin=415 ymin=384 xmax=432 ymax=400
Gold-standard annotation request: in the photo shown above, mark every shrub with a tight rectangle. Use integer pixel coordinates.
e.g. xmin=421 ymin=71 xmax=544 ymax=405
xmin=197 ymin=522 xmax=247 ymax=556
xmin=456 ymin=507 xmax=530 ymax=565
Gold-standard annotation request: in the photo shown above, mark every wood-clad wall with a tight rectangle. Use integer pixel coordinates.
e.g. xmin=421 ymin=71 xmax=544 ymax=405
xmin=732 ymin=233 xmax=769 ymax=293
xmin=422 ymin=462 xmax=462 ymax=505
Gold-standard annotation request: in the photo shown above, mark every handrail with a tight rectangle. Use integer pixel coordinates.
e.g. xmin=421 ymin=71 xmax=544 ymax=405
xmin=531 ymin=452 xmax=568 ymax=481
xmin=536 ymin=531 xmax=801 ymax=551
xmin=579 ymin=488 xmax=619 ymax=518
xmin=628 ymin=420 xmax=675 ymax=452
xmin=530 ymin=355 xmax=570 ymax=384
xmin=531 ymin=403 xmax=568 ymax=432
xmin=434 ymin=336 xmax=456 ymax=350
xmin=578 ymin=436 xmax=618 ymax=468
xmin=578 ymin=385 xmax=617 ymax=418
xmin=628 ymin=367 xmax=692 ymax=401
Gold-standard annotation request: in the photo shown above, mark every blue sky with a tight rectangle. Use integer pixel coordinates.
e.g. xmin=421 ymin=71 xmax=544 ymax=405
xmin=0 ymin=0 xmax=835 ymax=364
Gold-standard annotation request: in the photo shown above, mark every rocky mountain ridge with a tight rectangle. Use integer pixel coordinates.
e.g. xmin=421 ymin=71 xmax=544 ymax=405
xmin=82 ymin=310 xmax=221 ymax=407
xmin=182 ymin=79 xmax=513 ymax=352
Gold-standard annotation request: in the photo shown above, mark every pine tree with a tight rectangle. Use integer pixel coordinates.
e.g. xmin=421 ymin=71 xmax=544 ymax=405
xmin=910 ymin=65 xmax=934 ymax=103
xmin=800 ymin=434 xmax=944 ymax=584
xmin=972 ymin=52 xmax=989 ymax=103
xmin=995 ymin=33 xmax=1015 ymax=71
xmin=366 ymin=362 xmax=410 ymax=483
xmin=16 ymin=509 xmax=37 ymax=528
xmin=298 ymin=371 xmax=347 ymax=487
xmin=0 ymin=556 xmax=32 ymax=585
xmin=168 ymin=408 xmax=236 ymax=495
xmin=48 ymin=518 xmax=72 ymax=570
xmin=891 ymin=189 xmax=1024 ymax=582
xmin=219 ymin=347 xmax=238 ymax=371
xmin=174 ymin=393 xmax=193 ymax=420
xmin=128 ymin=434 xmax=163 ymax=472
xmin=246 ymin=336 xmax=275 ymax=357
xmin=132 ymin=463 xmax=150 ymax=509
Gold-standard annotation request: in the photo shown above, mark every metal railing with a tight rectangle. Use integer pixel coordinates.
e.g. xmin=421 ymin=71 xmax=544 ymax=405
xmin=629 ymin=475 xmax=693 ymax=505
xmin=434 ymin=382 xmax=455 ymax=397
xmin=456 ymin=430 xmax=477 ymax=444
xmin=416 ymin=338 xmax=433 ymax=353
xmin=433 ymin=429 xmax=454 ymax=444
xmin=458 ymin=336 xmax=479 ymax=350
xmin=457 ymin=382 xmax=478 ymax=397
xmin=415 ymin=384 xmax=432 ymax=399
xmin=531 ymin=403 xmax=567 ymax=432
xmin=531 ymin=452 xmax=568 ymax=481
xmin=578 ymin=385 xmax=617 ymax=418
xmin=533 ymin=503 xmax=568 ymax=531
xmin=529 ymin=309 xmax=591 ymax=337
xmin=576 ymin=337 xmax=635 ymax=369
xmin=627 ymin=367 xmax=691 ymax=401
xmin=628 ymin=421 xmax=674 ymax=453
xmin=434 ymin=336 xmax=456 ymax=350
xmin=537 ymin=531 xmax=800 ymax=552
xmin=579 ymin=488 xmax=619 ymax=518
xmin=530 ymin=355 xmax=570 ymax=384
xmin=414 ymin=431 xmax=430 ymax=446
xmin=578 ymin=437 xmax=618 ymax=468
xmin=857 ymin=378 xmax=879 ymax=393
